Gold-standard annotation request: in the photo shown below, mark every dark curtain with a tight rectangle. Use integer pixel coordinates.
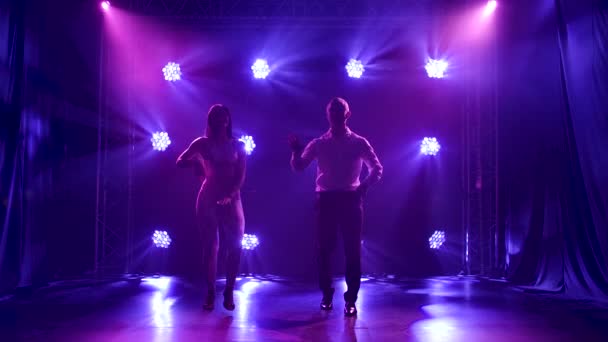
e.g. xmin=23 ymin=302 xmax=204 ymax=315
xmin=0 ymin=0 xmax=100 ymax=293
xmin=0 ymin=0 xmax=26 ymax=293
xmin=500 ymin=0 xmax=608 ymax=298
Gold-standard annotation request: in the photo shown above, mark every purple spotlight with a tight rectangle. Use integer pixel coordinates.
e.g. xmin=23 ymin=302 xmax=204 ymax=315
xmin=238 ymin=135 xmax=256 ymax=155
xmin=425 ymin=59 xmax=448 ymax=79
xmin=242 ymin=234 xmax=260 ymax=250
xmin=420 ymin=137 xmax=441 ymax=156
xmin=345 ymin=59 xmax=365 ymax=78
xmin=482 ymin=1 xmax=497 ymax=18
xmin=151 ymin=132 xmax=171 ymax=151
xmin=152 ymin=230 xmax=172 ymax=248
xmin=429 ymin=230 xmax=446 ymax=249
xmin=162 ymin=62 xmax=181 ymax=82
xmin=251 ymin=59 xmax=270 ymax=79
xmin=100 ymin=1 xmax=110 ymax=11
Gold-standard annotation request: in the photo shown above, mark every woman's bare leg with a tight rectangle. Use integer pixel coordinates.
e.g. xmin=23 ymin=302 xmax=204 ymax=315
xmin=219 ymin=199 xmax=245 ymax=310
xmin=198 ymin=201 xmax=219 ymax=309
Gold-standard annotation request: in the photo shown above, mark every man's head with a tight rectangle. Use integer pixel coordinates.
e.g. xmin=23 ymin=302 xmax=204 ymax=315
xmin=326 ymin=97 xmax=351 ymax=129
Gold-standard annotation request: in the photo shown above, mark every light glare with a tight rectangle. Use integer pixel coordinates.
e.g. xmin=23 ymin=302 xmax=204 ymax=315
xmin=152 ymin=230 xmax=172 ymax=249
xmin=425 ymin=59 xmax=448 ymax=79
xmin=242 ymin=234 xmax=260 ymax=250
xmin=345 ymin=59 xmax=365 ymax=78
xmin=420 ymin=137 xmax=441 ymax=156
xmin=162 ymin=62 xmax=182 ymax=82
xmin=251 ymin=59 xmax=271 ymax=79
xmin=429 ymin=230 xmax=446 ymax=249
xmin=239 ymin=135 xmax=256 ymax=155
xmin=483 ymin=1 xmax=498 ymax=18
xmin=151 ymin=132 xmax=171 ymax=151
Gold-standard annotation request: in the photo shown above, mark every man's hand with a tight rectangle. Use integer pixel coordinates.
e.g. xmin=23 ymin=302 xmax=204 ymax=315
xmin=288 ymin=134 xmax=303 ymax=153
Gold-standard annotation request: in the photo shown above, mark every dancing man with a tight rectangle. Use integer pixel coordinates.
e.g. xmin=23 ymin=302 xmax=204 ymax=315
xmin=177 ymin=104 xmax=246 ymax=311
xmin=289 ymin=97 xmax=383 ymax=316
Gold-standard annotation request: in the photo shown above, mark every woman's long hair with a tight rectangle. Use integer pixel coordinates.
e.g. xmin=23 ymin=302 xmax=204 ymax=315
xmin=205 ymin=104 xmax=233 ymax=140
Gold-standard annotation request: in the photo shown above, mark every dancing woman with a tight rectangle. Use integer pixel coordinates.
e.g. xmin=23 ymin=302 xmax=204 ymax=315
xmin=177 ymin=104 xmax=246 ymax=311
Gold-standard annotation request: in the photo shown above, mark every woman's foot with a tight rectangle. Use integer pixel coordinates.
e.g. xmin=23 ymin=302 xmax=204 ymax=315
xmin=203 ymin=291 xmax=215 ymax=311
xmin=223 ymin=289 xmax=235 ymax=311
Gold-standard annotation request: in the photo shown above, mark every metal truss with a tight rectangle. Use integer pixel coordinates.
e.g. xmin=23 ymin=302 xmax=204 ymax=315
xmin=94 ymin=107 xmax=134 ymax=275
xmin=94 ymin=30 xmax=135 ymax=277
xmin=462 ymin=35 xmax=499 ymax=276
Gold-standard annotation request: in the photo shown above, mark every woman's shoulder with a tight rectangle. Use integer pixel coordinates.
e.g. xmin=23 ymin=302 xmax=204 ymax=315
xmin=190 ymin=137 xmax=209 ymax=152
xmin=192 ymin=136 xmax=208 ymax=144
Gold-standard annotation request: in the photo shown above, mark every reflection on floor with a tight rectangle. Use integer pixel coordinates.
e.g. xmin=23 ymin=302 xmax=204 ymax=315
xmin=1 ymin=275 xmax=607 ymax=341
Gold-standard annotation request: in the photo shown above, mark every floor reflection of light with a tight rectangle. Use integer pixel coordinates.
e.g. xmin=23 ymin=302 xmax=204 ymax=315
xmin=411 ymin=317 xmax=461 ymax=342
xmin=411 ymin=304 xmax=464 ymax=342
xmin=151 ymin=292 xmax=176 ymax=328
xmin=145 ymin=276 xmax=176 ymax=342
xmin=236 ymin=279 xmax=262 ymax=325
xmin=145 ymin=276 xmax=171 ymax=291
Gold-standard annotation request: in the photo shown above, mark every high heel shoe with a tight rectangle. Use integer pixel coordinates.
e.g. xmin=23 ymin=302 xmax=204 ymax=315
xmin=203 ymin=291 xmax=215 ymax=311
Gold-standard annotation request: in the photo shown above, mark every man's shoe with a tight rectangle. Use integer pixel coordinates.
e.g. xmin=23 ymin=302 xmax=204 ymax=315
xmin=344 ymin=302 xmax=357 ymax=317
xmin=320 ymin=298 xmax=333 ymax=311
xmin=320 ymin=289 xmax=335 ymax=311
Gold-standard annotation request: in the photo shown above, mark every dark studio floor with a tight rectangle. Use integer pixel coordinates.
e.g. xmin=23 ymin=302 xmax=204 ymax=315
xmin=1 ymin=275 xmax=608 ymax=341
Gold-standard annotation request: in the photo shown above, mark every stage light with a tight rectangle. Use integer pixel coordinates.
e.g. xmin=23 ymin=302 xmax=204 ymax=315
xmin=238 ymin=135 xmax=256 ymax=155
xmin=345 ymin=59 xmax=365 ymax=78
xmin=152 ymin=230 xmax=172 ymax=249
xmin=242 ymin=234 xmax=260 ymax=250
xmin=482 ymin=1 xmax=497 ymax=18
xmin=420 ymin=137 xmax=441 ymax=156
xmin=429 ymin=230 xmax=446 ymax=249
xmin=425 ymin=59 xmax=448 ymax=79
xmin=151 ymin=132 xmax=171 ymax=151
xmin=162 ymin=62 xmax=181 ymax=82
xmin=101 ymin=1 xmax=110 ymax=11
xmin=251 ymin=59 xmax=270 ymax=79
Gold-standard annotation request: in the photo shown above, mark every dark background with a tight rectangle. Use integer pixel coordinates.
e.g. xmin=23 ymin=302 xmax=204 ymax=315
xmin=1 ymin=0 xmax=607 ymax=300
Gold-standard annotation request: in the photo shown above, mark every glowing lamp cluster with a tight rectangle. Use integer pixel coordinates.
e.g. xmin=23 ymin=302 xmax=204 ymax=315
xmin=345 ymin=59 xmax=365 ymax=78
xmin=152 ymin=230 xmax=172 ymax=249
xmin=251 ymin=59 xmax=271 ymax=79
xmin=429 ymin=230 xmax=446 ymax=250
xmin=420 ymin=137 xmax=441 ymax=156
xmin=425 ymin=59 xmax=448 ymax=79
xmin=100 ymin=1 xmax=110 ymax=11
xmin=239 ymin=135 xmax=256 ymax=155
xmin=151 ymin=132 xmax=171 ymax=151
xmin=162 ymin=62 xmax=182 ymax=82
xmin=241 ymin=234 xmax=260 ymax=250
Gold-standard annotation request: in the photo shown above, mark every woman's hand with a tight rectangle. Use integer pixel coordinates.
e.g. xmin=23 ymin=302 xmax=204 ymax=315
xmin=217 ymin=197 xmax=232 ymax=205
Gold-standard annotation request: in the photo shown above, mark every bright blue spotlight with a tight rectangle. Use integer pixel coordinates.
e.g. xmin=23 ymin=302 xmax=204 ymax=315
xmin=152 ymin=230 xmax=172 ymax=248
xmin=251 ymin=59 xmax=270 ymax=79
xmin=242 ymin=234 xmax=260 ymax=250
xmin=420 ymin=137 xmax=441 ymax=156
xmin=425 ymin=59 xmax=448 ymax=79
xmin=345 ymin=59 xmax=365 ymax=78
xmin=162 ymin=62 xmax=182 ymax=82
xmin=239 ymin=135 xmax=256 ymax=155
xmin=151 ymin=132 xmax=171 ymax=151
xmin=429 ymin=230 xmax=446 ymax=249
